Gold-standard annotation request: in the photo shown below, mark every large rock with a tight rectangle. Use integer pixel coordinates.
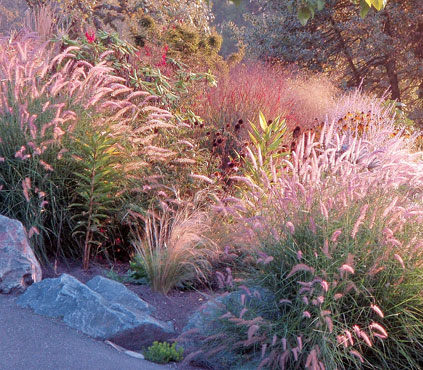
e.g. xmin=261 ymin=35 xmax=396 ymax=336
xmin=0 ymin=214 xmax=42 ymax=293
xmin=17 ymin=274 xmax=174 ymax=342
xmin=184 ymin=287 xmax=276 ymax=338
xmin=180 ymin=287 xmax=276 ymax=369
xmin=85 ymin=276 xmax=177 ymax=350
xmin=86 ymin=275 xmax=153 ymax=315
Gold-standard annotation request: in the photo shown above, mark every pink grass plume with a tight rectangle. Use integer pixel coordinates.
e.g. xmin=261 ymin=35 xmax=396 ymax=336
xmin=351 ymin=204 xmax=369 ymax=239
xmin=370 ymin=304 xmax=385 ymax=318
xmin=287 ymin=263 xmax=315 ymax=278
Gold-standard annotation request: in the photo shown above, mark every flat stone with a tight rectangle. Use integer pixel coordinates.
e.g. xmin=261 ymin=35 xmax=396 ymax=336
xmin=17 ymin=274 xmax=174 ymax=341
xmin=0 ymin=214 xmax=42 ymax=294
xmin=86 ymin=275 xmax=153 ymax=315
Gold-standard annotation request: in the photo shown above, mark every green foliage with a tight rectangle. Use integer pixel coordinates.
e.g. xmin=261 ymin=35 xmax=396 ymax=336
xmin=106 ymin=266 xmax=148 ymax=284
xmin=129 ymin=58 xmax=216 ymax=125
xmin=61 ymin=29 xmax=216 ymax=127
xmin=129 ymin=254 xmax=149 ymax=280
xmin=131 ymin=14 xmax=156 ymax=47
xmin=203 ymin=189 xmax=423 ymax=369
xmin=60 ymin=30 xmax=137 ymax=71
xmin=166 ymin=24 xmax=200 ymax=54
xmin=0 ymin=96 xmax=76 ymax=264
xmin=384 ymin=101 xmax=415 ymax=129
xmin=364 ymin=0 xmax=387 ymax=11
xmin=297 ymin=4 xmax=314 ymax=26
xmin=70 ymin=127 xmax=121 ymax=270
xmin=139 ymin=15 xmax=155 ymax=30
xmin=144 ymin=341 xmax=184 ymax=364
xmin=244 ymin=112 xmax=289 ymax=185
xmin=162 ymin=23 xmax=226 ymax=74
xmin=293 ymin=0 xmax=387 ymax=25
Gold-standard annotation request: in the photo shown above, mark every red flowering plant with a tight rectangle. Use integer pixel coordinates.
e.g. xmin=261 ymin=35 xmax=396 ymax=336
xmin=129 ymin=39 xmax=216 ymax=125
xmin=60 ymin=29 xmax=137 ymax=73
xmin=134 ymin=42 xmax=175 ymax=77
xmin=85 ymin=29 xmax=96 ymax=44
xmin=157 ymin=44 xmax=169 ymax=67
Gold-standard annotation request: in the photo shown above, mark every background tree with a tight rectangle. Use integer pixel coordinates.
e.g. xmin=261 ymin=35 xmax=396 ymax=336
xmin=0 ymin=0 xmax=28 ymax=35
xmin=236 ymin=0 xmax=423 ymax=124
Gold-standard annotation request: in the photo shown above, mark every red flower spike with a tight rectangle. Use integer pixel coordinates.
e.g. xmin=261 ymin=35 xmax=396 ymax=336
xmin=85 ymin=30 xmax=96 ymax=44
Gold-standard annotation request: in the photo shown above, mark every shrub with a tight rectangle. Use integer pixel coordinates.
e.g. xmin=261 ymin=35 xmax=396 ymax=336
xmin=194 ymin=63 xmax=291 ymax=133
xmin=0 ymin=31 xmax=175 ymax=267
xmin=130 ymin=206 xmax=218 ymax=294
xmin=202 ymin=93 xmax=423 ymax=369
xmin=144 ymin=341 xmax=184 ymax=364
xmin=194 ymin=64 xmax=338 ymax=132
xmin=244 ymin=191 xmax=423 ymax=369
xmin=0 ymin=0 xmax=28 ymax=35
xmin=0 ymin=36 xmax=84 ymax=263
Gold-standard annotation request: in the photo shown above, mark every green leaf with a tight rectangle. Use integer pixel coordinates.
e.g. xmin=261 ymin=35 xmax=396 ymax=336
xmin=73 ymin=172 xmax=91 ymax=183
xmin=249 ymin=132 xmax=258 ymax=145
xmin=360 ymin=0 xmax=371 ymax=17
xmin=371 ymin=0 xmax=386 ymax=11
xmin=268 ymin=140 xmax=283 ymax=152
xmin=94 ymin=171 xmax=113 ymax=183
xmin=298 ymin=5 xmax=312 ymax=26
xmin=258 ymin=111 xmax=268 ymax=131
xmin=316 ymin=0 xmax=325 ymax=11
xmin=90 ymin=213 xmax=109 ymax=219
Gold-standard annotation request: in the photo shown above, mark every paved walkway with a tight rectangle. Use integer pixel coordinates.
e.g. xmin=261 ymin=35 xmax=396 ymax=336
xmin=0 ymin=295 xmax=170 ymax=370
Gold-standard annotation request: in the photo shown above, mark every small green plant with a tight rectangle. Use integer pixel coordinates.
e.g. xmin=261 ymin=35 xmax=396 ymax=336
xmin=106 ymin=266 xmax=148 ymax=285
xmin=144 ymin=341 xmax=183 ymax=364
xmin=129 ymin=254 xmax=149 ymax=281
xmin=243 ymin=112 xmax=289 ymax=184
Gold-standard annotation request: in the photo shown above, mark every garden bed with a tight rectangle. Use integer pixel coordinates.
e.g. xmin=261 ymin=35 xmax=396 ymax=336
xmin=42 ymin=260 xmax=212 ymax=369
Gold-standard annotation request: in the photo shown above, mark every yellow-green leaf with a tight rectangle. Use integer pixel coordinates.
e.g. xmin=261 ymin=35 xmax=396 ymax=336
xmin=258 ymin=111 xmax=268 ymax=131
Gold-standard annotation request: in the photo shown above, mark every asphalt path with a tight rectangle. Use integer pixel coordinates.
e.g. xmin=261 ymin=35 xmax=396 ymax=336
xmin=0 ymin=294 xmax=170 ymax=370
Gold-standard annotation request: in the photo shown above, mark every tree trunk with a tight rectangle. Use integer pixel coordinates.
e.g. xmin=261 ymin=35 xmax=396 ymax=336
xmin=383 ymin=10 xmax=401 ymax=101
xmin=385 ymin=58 xmax=401 ymax=101
xmin=328 ymin=15 xmax=362 ymax=87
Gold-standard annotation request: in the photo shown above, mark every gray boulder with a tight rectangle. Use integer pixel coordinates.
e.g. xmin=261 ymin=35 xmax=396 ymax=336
xmin=180 ymin=287 xmax=276 ymax=369
xmin=184 ymin=287 xmax=276 ymax=337
xmin=86 ymin=275 xmax=153 ymax=315
xmin=17 ymin=274 xmax=174 ymax=342
xmin=0 ymin=214 xmax=42 ymax=293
